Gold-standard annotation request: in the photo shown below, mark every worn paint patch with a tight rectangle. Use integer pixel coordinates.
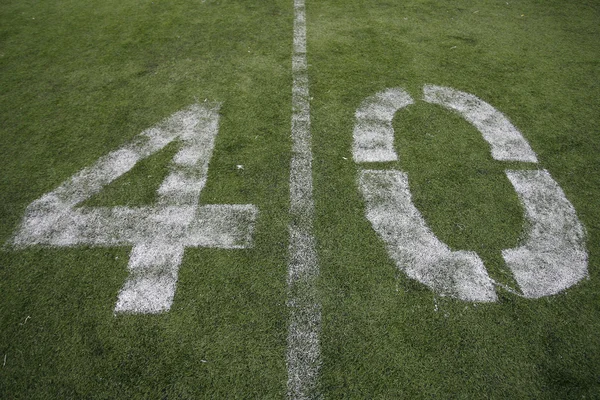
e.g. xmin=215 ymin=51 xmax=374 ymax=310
xmin=11 ymin=104 xmax=258 ymax=314
xmin=503 ymin=169 xmax=588 ymax=298
xmin=352 ymin=88 xmax=414 ymax=163
xmin=287 ymin=0 xmax=322 ymax=398
xmin=423 ymin=85 xmax=538 ymax=163
xmin=359 ymin=169 xmax=498 ymax=302
xmin=115 ymin=243 xmax=184 ymax=313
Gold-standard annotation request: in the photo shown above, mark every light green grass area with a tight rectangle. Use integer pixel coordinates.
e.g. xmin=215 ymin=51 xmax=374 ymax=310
xmin=1 ymin=0 xmax=599 ymax=398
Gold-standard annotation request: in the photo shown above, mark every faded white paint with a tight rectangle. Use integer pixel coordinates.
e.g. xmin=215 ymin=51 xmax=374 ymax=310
xmin=423 ymin=85 xmax=538 ymax=163
xmin=115 ymin=243 xmax=184 ymax=313
xmin=355 ymin=86 xmax=588 ymax=302
xmin=359 ymin=170 xmax=497 ymax=302
xmin=12 ymin=104 xmax=257 ymax=314
xmin=352 ymin=88 xmax=414 ymax=163
xmin=503 ymin=169 xmax=588 ymax=298
xmin=287 ymin=0 xmax=321 ymax=398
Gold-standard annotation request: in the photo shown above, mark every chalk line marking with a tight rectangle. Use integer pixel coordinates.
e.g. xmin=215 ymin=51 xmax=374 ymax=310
xmin=11 ymin=104 xmax=258 ymax=314
xmin=287 ymin=0 xmax=321 ymax=398
xmin=353 ymin=88 xmax=414 ymax=163
xmin=355 ymin=86 xmax=588 ymax=302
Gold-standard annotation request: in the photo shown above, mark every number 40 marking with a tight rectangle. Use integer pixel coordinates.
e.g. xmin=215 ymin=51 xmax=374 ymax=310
xmin=9 ymin=86 xmax=590 ymax=312
xmin=10 ymin=103 xmax=257 ymax=314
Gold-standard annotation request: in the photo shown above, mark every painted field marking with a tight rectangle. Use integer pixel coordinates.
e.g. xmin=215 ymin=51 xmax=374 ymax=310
xmin=359 ymin=169 xmax=497 ymax=302
xmin=423 ymin=85 xmax=538 ymax=163
xmin=354 ymin=86 xmax=587 ymax=301
xmin=287 ymin=0 xmax=322 ymax=398
xmin=11 ymin=104 xmax=258 ymax=314
xmin=502 ymin=169 xmax=587 ymax=298
xmin=353 ymin=88 xmax=414 ymax=163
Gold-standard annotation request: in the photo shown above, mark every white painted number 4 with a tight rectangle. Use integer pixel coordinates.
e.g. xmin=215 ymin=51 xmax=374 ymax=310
xmin=11 ymin=103 xmax=258 ymax=314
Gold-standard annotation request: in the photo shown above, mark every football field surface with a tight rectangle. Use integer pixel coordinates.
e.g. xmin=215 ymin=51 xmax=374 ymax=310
xmin=1 ymin=0 xmax=599 ymax=398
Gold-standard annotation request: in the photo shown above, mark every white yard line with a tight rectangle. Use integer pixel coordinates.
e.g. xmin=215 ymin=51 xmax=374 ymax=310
xmin=287 ymin=0 xmax=322 ymax=398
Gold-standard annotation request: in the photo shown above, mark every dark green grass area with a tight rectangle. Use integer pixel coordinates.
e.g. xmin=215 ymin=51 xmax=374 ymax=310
xmin=0 ymin=0 xmax=292 ymax=398
xmin=310 ymin=0 xmax=600 ymax=397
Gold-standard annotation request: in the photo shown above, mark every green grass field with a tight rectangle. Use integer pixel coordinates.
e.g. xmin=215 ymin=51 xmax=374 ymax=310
xmin=1 ymin=0 xmax=599 ymax=398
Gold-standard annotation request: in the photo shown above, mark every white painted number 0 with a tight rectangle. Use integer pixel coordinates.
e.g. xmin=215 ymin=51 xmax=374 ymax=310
xmin=11 ymin=103 xmax=258 ymax=314
xmin=354 ymin=85 xmax=588 ymax=301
